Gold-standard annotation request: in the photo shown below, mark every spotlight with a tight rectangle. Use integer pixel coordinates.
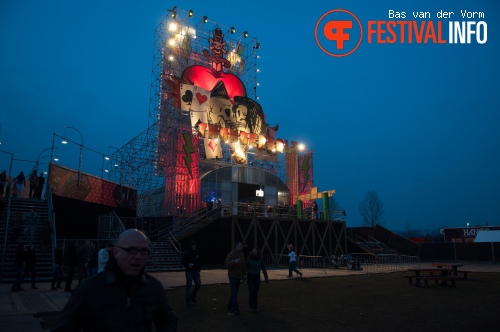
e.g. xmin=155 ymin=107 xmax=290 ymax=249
xmin=171 ymin=11 xmax=177 ymax=19
xmin=243 ymin=31 xmax=248 ymax=38
xmin=105 ymin=155 xmax=110 ymax=161
xmin=230 ymin=27 xmax=236 ymax=34
xmin=203 ymin=16 xmax=208 ymax=23
xmin=188 ymin=10 xmax=193 ymax=17
xmin=255 ymin=42 xmax=260 ymax=49
xmin=61 ymin=138 xmax=67 ymax=144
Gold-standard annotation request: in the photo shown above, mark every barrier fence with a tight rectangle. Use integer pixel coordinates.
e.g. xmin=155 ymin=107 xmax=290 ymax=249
xmin=263 ymin=253 xmax=421 ymax=273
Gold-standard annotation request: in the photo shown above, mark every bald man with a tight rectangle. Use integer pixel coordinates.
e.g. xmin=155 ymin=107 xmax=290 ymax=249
xmin=52 ymin=229 xmax=177 ymax=332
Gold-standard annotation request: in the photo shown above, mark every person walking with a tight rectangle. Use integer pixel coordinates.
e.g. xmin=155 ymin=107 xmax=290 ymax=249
xmin=11 ymin=244 xmax=25 ymax=292
xmin=287 ymin=244 xmax=302 ymax=278
xmin=28 ymin=170 xmax=38 ymax=199
xmin=40 ymin=222 xmax=52 ymax=253
xmin=13 ymin=171 xmax=26 ymax=198
xmin=246 ymin=246 xmax=269 ymax=312
xmin=51 ymin=243 xmax=64 ymax=290
xmin=224 ymin=241 xmax=247 ymax=315
xmin=181 ymin=240 xmax=202 ymax=306
xmin=23 ymin=244 xmax=37 ymax=289
xmin=51 ymin=229 xmax=178 ymax=331
xmin=24 ymin=206 xmax=39 ymax=243
xmin=64 ymin=241 xmax=78 ymax=292
xmin=11 ymin=211 xmax=23 ymax=243
xmin=97 ymin=242 xmax=113 ymax=273
xmin=77 ymin=241 xmax=90 ymax=283
xmin=36 ymin=172 xmax=45 ymax=199
xmin=87 ymin=241 xmax=98 ymax=277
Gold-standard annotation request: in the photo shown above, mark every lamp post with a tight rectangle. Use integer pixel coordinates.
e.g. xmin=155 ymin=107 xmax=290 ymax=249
xmin=106 ymin=146 xmax=121 ymax=182
xmin=62 ymin=126 xmax=84 ymax=185
xmin=36 ymin=147 xmax=59 ymax=170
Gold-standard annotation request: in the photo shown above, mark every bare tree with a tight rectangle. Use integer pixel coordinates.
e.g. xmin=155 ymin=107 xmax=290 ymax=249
xmin=328 ymin=196 xmax=345 ymax=221
xmin=359 ymin=191 xmax=384 ymax=227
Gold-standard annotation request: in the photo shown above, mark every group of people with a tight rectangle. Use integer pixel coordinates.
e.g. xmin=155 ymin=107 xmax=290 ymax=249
xmin=224 ymin=241 xmax=270 ymax=315
xmin=11 ymin=243 xmax=38 ymax=292
xmin=11 ymin=227 xmax=303 ymax=331
xmin=10 ymin=206 xmax=48 ymax=245
xmin=0 ymin=170 xmax=45 ymax=199
xmin=56 ymin=240 xmax=113 ymax=293
xmin=51 ymin=229 xmax=178 ymax=331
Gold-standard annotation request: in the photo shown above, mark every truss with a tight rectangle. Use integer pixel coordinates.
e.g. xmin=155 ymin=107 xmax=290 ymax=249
xmin=107 ymin=8 xmax=296 ymax=217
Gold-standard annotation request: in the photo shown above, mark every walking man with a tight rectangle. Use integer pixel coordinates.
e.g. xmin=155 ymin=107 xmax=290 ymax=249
xmin=24 ymin=206 xmax=39 ymax=243
xmin=224 ymin=240 xmax=247 ymax=315
xmin=182 ymin=240 xmax=202 ymax=306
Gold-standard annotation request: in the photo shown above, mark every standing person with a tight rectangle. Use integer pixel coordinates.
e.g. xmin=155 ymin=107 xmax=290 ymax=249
xmin=13 ymin=171 xmax=26 ymax=198
xmin=23 ymin=244 xmax=37 ymax=289
xmin=40 ymin=222 xmax=52 ymax=253
xmin=87 ymin=241 xmax=98 ymax=277
xmin=97 ymin=242 xmax=113 ymax=273
xmin=0 ymin=170 xmax=7 ymax=197
xmin=266 ymin=205 xmax=273 ymax=217
xmin=246 ymin=246 xmax=269 ymax=312
xmin=181 ymin=240 xmax=202 ymax=306
xmin=207 ymin=199 xmax=213 ymax=218
xmin=36 ymin=172 xmax=45 ymax=200
xmin=24 ymin=206 xmax=39 ymax=243
xmin=51 ymin=243 xmax=64 ymax=290
xmin=51 ymin=229 xmax=178 ymax=332
xmin=224 ymin=241 xmax=247 ymax=315
xmin=64 ymin=241 xmax=79 ymax=292
xmin=28 ymin=170 xmax=38 ymax=199
xmin=77 ymin=241 xmax=90 ymax=283
xmin=11 ymin=244 xmax=25 ymax=292
xmin=11 ymin=211 xmax=23 ymax=243
xmin=287 ymin=244 xmax=302 ymax=278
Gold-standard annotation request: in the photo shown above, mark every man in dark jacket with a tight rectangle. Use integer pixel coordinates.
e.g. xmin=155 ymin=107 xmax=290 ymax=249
xmin=51 ymin=229 xmax=177 ymax=332
xmin=64 ymin=240 xmax=78 ymax=292
xmin=181 ymin=240 xmax=202 ymax=306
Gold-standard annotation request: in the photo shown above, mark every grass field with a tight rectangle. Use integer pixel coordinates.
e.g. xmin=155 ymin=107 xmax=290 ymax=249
xmin=41 ymin=271 xmax=500 ymax=331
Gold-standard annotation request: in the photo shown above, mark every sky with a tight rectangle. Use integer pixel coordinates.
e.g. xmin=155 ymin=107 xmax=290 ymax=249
xmin=1 ymin=0 xmax=499 ymax=232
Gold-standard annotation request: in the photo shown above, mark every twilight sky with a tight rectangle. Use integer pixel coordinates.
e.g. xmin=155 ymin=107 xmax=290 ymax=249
xmin=1 ymin=0 xmax=499 ymax=232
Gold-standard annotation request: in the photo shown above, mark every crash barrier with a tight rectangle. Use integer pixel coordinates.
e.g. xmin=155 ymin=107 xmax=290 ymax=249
xmin=263 ymin=254 xmax=324 ymax=269
xmin=263 ymin=253 xmax=420 ymax=273
xmin=350 ymin=253 xmax=420 ymax=273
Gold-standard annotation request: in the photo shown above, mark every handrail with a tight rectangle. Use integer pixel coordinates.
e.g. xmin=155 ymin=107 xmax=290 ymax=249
xmin=168 ymin=231 xmax=181 ymax=256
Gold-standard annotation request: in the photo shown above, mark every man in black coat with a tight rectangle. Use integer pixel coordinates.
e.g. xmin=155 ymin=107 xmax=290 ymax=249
xmin=51 ymin=229 xmax=177 ymax=332
xmin=181 ymin=240 xmax=202 ymax=306
xmin=64 ymin=240 xmax=78 ymax=292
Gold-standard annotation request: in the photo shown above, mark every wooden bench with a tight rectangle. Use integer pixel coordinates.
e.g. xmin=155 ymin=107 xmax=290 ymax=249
xmin=421 ymin=275 xmax=460 ymax=287
xmin=403 ymin=275 xmax=460 ymax=287
xmin=403 ymin=275 xmax=416 ymax=285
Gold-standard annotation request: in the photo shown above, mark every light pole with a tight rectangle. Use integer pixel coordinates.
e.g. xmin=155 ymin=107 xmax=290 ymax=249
xmin=62 ymin=126 xmax=84 ymax=185
xmin=106 ymin=146 xmax=121 ymax=182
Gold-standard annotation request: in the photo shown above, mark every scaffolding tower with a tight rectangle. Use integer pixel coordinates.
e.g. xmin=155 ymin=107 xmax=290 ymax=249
xmin=108 ymin=8 xmax=287 ymax=217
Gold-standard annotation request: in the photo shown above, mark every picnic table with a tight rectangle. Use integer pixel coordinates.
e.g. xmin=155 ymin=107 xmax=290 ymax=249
xmin=405 ymin=268 xmax=459 ymax=287
xmin=431 ymin=262 xmax=471 ymax=279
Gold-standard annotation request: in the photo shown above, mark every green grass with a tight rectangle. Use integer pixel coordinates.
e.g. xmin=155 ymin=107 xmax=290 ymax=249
xmin=167 ymin=272 xmax=500 ymax=332
xmin=40 ymin=272 xmax=500 ymax=331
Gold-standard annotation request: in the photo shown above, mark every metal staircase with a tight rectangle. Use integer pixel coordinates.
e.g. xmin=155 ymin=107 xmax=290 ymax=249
xmin=1 ymin=198 xmax=53 ymax=283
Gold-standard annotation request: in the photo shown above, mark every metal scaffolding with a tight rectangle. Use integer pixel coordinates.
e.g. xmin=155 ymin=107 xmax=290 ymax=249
xmin=107 ymin=8 xmax=289 ymax=217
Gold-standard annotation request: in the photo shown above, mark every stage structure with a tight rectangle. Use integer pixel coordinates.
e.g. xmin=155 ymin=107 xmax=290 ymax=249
xmin=107 ymin=8 xmax=316 ymax=217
